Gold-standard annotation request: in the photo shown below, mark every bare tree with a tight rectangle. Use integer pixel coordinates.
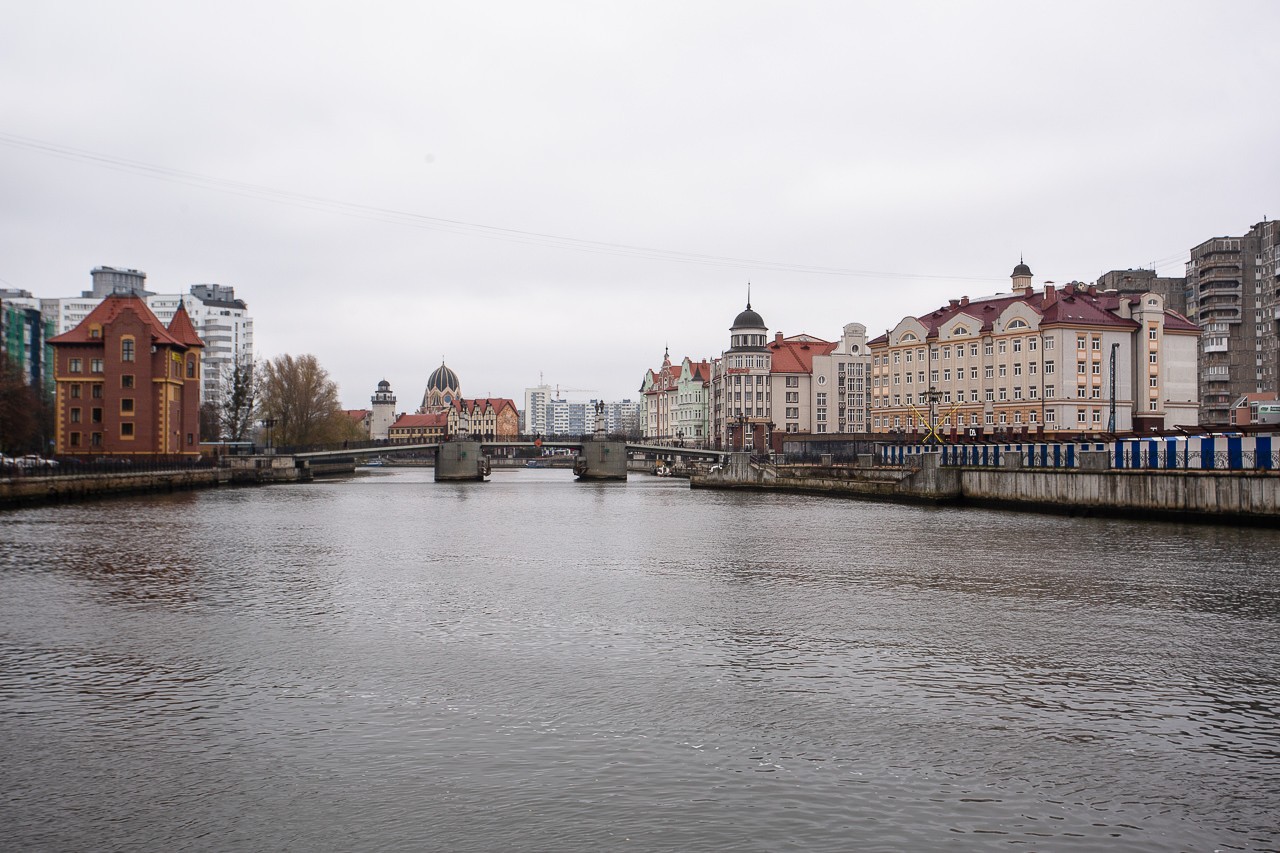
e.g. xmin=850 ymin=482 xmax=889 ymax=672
xmin=219 ymin=356 xmax=258 ymax=441
xmin=257 ymin=353 xmax=349 ymax=448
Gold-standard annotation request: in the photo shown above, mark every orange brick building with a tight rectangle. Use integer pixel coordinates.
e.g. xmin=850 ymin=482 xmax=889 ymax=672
xmin=49 ymin=293 xmax=204 ymax=457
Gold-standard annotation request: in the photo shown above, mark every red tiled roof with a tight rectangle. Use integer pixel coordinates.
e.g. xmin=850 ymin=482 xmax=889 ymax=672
xmin=867 ymin=285 xmax=1196 ymax=345
xmin=1160 ymin=309 xmax=1200 ymax=333
xmin=769 ymin=335 xmax=837 ymax=373
xmin=344 ymin=409 xmax=371 ymax=421
xmin=393 ymin=412 xmax=449 ymax=428
xmin=49 ymin=293 xmax=185 ymax=347
xmin=451 ymin=397 xmax=517 ymax=415
xmin=167 ymin=301 xmax=205 ymax=347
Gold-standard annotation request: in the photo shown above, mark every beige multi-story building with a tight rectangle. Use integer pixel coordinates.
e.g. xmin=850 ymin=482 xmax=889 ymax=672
xmin=868 ymin=263 xmax=1200 ymax=437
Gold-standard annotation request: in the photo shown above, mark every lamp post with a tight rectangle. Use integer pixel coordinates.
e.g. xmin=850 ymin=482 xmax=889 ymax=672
xmin=1108 ymin=342 xmax=1119 ymax=434
xmin=924 ymin=387 xmax=943 ymax=444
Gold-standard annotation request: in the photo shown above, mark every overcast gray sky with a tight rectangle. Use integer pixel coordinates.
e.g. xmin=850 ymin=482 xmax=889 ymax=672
xmin=3 ymin=1 xmax=1277 ymax=408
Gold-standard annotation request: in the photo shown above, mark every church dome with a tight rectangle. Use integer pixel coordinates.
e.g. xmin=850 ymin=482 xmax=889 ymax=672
xmin=420 ymin=361 xmax=461 ymax=413
xmin=1012 ymin=261 xmax=1033 ymax=278
xmin=427 ymin=362 xmax=459 ymax=392
xmin=731 ymin=303 xmax=765 ymax=330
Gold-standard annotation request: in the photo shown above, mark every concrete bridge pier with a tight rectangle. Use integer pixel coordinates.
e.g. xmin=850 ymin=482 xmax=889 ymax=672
xmin=435 ymin=441 xmax=490 ymax=481
xmin=573 ymin=440 xmax=627 ymax=481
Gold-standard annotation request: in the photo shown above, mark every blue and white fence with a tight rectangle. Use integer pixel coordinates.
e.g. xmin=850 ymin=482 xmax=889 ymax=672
xmin=879 ymin=435 xmax=1279 ymax=472
xmin=1112 ymin=435 xmax=1276 ymax=471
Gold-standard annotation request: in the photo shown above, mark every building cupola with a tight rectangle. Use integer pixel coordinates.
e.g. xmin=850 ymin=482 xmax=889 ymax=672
xmin=1011 ymin=258 xmax=1033 ymax=294
xmin=728 ymin=285 xmax=769 ymax=351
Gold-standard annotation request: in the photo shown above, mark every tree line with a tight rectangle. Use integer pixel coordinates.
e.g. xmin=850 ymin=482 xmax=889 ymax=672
xmin=202 ymin=353 xmax=366 ymax=448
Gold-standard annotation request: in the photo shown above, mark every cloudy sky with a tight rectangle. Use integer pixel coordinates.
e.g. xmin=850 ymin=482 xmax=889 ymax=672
xmin=3 ymin=1 xmax=1277 ymax=407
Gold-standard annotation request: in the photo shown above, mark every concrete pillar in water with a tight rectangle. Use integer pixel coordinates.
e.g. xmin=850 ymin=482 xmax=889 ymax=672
xmin=573 ymin=440 xmax=627 ymax=481
xmin=435 ymin=441 xmax=490 ymax=481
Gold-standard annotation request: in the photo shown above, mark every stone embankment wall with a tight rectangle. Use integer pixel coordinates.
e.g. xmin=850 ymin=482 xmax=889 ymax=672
xmin=0 ymin=468 xmax=233 ymax=510
xmin=692 ymin=453 xmax=1279 ymax=523
xmin=960 ymin=468 xmax=1278 ymax=520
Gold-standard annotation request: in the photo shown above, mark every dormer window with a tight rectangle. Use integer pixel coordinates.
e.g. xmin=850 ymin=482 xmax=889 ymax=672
xmin=1007 ymin=319 xmax=1028 ymax=330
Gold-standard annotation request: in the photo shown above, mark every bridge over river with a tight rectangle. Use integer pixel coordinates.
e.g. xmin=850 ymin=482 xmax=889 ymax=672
xmin=284 ymin=438 xmax=728 ymax=482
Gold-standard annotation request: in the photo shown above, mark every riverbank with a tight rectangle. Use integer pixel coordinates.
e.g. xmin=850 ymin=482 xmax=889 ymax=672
xmin=691 ymin=454 xmax=1280 ymax=525
xmin=0 ymin=467 xmax=234 ymax=510
xmin=0 ymin=454 xmax=363 ymax=510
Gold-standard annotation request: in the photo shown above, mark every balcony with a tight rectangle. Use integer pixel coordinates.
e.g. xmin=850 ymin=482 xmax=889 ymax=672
xmin=1198 ymin=262 xmax=1242 ymax=280
xmin=1199 ymin=306 xmax=1242 ymax=322
xmin=1198 ymin=278 xmax=1241 ymax=295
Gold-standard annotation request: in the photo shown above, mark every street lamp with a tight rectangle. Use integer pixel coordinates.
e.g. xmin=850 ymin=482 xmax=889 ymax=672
xmin=261 ymin=418 xmax=276 ymax=453
xmin=924 ymin=387 xmax=943 ymax=444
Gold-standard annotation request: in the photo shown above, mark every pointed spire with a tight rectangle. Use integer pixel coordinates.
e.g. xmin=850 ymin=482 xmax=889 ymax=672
xmin=167 ymin=298 xmax=204 ymax=347
xmin=746 ymin=281 xmax=752 ymax=309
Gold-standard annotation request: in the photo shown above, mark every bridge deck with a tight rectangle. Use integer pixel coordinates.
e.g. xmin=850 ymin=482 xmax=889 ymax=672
xmin=292 ymin=440 xmax=728 ymax=461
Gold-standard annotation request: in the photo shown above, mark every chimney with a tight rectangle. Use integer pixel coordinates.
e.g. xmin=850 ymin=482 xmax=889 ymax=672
xmin=949 ymin=299 xmax=960 ymax=308
xmin=775 ymin=331 xmax=784 ymax=343
xmin=1043 ymin=284 xmax=1056 ymax=306
xmin=960 ymin=296 xmax=969 ymax=306
xmin=1087 ymin=284 xmax=1098 ymax=297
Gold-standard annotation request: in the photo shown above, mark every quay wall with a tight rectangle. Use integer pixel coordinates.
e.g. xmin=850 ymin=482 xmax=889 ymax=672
xmin=0 ymin=468 xmax=233 ymax=510
xmin=693 ymin=458 xmax=1279 ymax=523
xmin=960 ymin=468 xmax=1278 ymax=520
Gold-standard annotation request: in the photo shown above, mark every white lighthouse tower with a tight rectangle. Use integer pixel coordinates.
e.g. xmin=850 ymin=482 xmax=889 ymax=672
xmin=370 ymin=379 xmax=397 ymax=441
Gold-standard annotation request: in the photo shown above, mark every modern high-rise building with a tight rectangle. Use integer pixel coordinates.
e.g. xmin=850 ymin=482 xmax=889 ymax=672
xmin=1 ymin=288 xmax=56 ymax=397
xmin=522 ymin=383 xmax=552 ymax=435
xmin=1185 ymin=220 xmax=1280 ymax=424
xmin=149 ymin=285 xmax=254 ymax=405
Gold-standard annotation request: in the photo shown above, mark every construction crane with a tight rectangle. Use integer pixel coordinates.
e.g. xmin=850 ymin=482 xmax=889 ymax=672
xmin=554 ymin=384 xmax=597 ymax=397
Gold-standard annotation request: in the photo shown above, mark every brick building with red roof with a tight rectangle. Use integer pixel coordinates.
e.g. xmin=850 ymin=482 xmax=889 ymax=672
xmin=868 ymin=263 xmax=1200 ymax=438
xmin=49 ymin=293 xmax=204 ymax=457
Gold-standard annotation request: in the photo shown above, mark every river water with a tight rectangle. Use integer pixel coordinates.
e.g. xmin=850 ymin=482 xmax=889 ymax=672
xmin=1 ymin=468 xmax=1278 ymax=852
